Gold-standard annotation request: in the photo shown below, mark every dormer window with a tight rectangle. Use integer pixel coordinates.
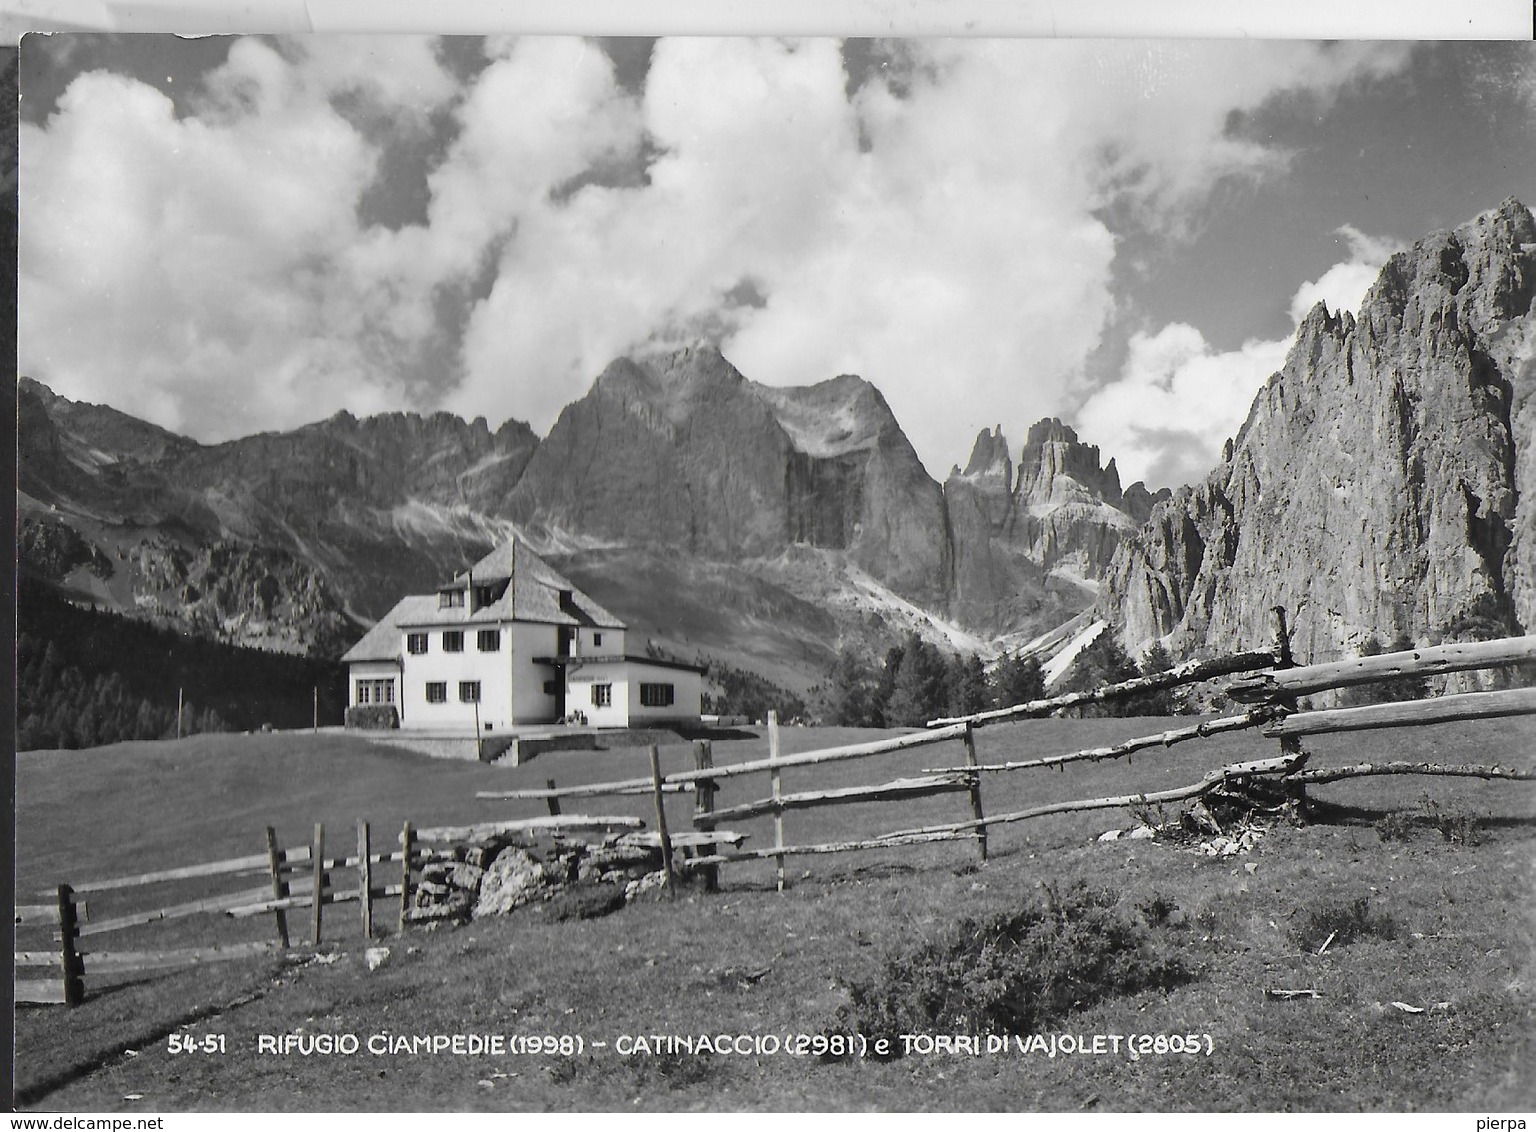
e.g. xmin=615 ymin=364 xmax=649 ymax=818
xmin=438 ymin=588 xmax=466 ymax=609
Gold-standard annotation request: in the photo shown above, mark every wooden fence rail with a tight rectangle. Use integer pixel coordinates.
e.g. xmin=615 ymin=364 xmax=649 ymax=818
xmin=922 ymin=707 xmax=1279 ymax=776
xmin=927 ymin=649 xmax=1280 ymax=728
xmin=1262 ymin=687 xmax=1536 ymax=737
xmin=1227 ymin=636 xmax=1536 ymax=702
xmin=706 ymin=772 xmax=976 ymax=825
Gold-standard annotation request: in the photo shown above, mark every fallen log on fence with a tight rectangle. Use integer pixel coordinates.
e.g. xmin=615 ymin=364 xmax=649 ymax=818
xmin=78 ymin=941 xmax=282 ymax=974
xmin=706 ymin=773 xmax=976 ymax=824
xmin=1282 ymin=761 xmax=1536 ymax=785
xmin=62 ymin=853 xmax=276 ymax=895
xmin=620 ymin=830 xmax=748 ymax=850
xmin=41 ymin=845 xmax=401 ymax=905
xmin=683 ymin=828 xmax=977 ymax=867
xmin=927 ymin=650 xmax=1278 ymax=729
xmin=225 ymin=884 xmax=404 ymax=919
xmin=922 ymin=709 xmax=1278 ymax=776
xmin=872 ymin=753 xmax=1303 ymax=843
xmin=1228 ymin=636 xmax=1536 ymax=703
xmin=76 ymin=885 xmax=285 ymax=938
xmin=413 ymin=816 xmax=645 ymax=842
xmin=15 ymin=901 xmax=87 ymax=926
xmin=476 ymin=728 xmax=972 ymax=802
xmin=1262 ymin=687 xmax=1536 ymax=738
xmin=478 ymin=781 xmax=693 ymax=801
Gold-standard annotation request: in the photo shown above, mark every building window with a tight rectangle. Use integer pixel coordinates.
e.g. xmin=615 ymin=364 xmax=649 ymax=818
xmin=407 ymin=633 xmax=428 ymax=655
xmin=438 ymin=589 xmax=465 ymax=609
xmin=442 ymin=630 xmax=464 ymax=653
xmin=593 ymin=632 xmax=603 ymax=648
xmin=477 ymin=629 xmax=500 ymax=652
xmin=356 ymin=679 xmax=395 ymax=705
xmin=640 ymin=682 xmax=675 ymax=708
xmin=459 ymin=681 xmax=481 ymax=703
xmin=425 ymin=682 xmax=447 ymax=704
xmin=591 ymin=684 xmax=613 ymax=708
xmin=473 ymin=585 xmax=496 ymax=608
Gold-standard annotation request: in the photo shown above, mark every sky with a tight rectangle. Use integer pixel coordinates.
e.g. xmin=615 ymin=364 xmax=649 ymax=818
xmin=17 ymin=35 xmax=1536 ymax=489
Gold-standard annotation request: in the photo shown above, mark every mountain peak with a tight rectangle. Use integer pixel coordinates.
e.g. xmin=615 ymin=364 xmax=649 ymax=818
xmin=960 ymin=425 xmax=1012 ymax=481
xmin=1016 ymin=417 xmax=1122 ymax=507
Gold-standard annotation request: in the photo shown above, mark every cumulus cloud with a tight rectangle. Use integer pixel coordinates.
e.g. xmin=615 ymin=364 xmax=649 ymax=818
xmin=446 ymin=37 xmax=1414 ymax=472
xmin=1076 ymin=324 xmax=1291 ymax=490
xmin=1288 ymin=224 xmax=1399 ymax=323
xmin=19 ymin=35 xmax=1414 ymax=474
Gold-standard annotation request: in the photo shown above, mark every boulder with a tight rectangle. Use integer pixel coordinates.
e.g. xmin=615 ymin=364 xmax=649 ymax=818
xmin=474 ymin=847 xmax=551 ymax=917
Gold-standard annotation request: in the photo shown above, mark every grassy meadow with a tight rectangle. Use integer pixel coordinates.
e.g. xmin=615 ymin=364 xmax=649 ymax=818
xmin=12 ymin=715 xmax=1536 ymax=1111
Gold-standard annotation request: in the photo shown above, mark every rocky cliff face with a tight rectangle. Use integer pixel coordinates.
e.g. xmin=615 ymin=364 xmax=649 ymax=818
xmin=17 ymin=377 xmax=541 ymax=653
xmin=944 ymin=418 xmax=1163 ymax=634
xmin=509 ymin=345 xmax=952 ymax=609
xmin=1102 ymin=197 xmax=1536 ymax=663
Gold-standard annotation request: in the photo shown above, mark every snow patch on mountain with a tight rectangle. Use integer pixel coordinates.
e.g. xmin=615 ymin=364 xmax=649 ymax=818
xmin=1043 ymin=619 xmax=1108 ymax=686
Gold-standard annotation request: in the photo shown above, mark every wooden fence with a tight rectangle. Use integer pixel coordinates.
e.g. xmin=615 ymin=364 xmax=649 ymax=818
xmin=20 ymin=618 xmax=1536 ymax=1004
xmin=14 ymin=813 xmax=671 ymax=1007
xmin=482 ymin=619 xmax=1536 ymax=892
xmin=15 ymin=820 xmax=402 ymax=1007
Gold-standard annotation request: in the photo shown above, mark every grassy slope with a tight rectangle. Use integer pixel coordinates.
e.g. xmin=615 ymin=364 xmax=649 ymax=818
xmin=13 ymin=717 xmax=1536 ymax=1111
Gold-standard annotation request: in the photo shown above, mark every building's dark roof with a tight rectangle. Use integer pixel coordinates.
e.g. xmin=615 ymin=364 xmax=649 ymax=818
xmin=342 ymin=539 xmax=625 ymax=663
xmin=447 ymin=539 xmax=625 ymax=629
xmin=533 ymin=654 xmax=707 ymax=675
xmin=340 ymin=595 xmax=438 ymax=663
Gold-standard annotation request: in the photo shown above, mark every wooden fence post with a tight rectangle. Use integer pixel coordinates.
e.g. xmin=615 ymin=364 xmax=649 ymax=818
xmin=399 ymin=821 xmax=414 ymax=934
xmin=545 ymin=779 xmax=562 ymax=818
xmin=963 ymin=722 xmax=988 ymax=863
xmin=57 ymin=884 xmax=85 ymax=1007
xmin=647 ymin=744 xmax=677 ymax=900
xmin=357 ymin=820 xmax=373 ymax=941
xmin=768 ymin=711 xmax=785 ymax=892
xmin=1270 ymin=605 xmax=1309 ymax=815
xmin=692 ymin=739 xmax=719 ymax=891
xmin=264 ymin=826 xmax=290 ymax=949
xmin=311 ymin=823 xmax=325 ymax=946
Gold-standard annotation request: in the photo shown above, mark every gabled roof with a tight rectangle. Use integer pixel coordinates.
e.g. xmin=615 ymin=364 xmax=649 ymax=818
xmin=450 ymin=538 xmax=625 ymax=629
xmin=340 ymin=594 xmax=438 ymax=663
xmin=342 ymin=540 xmax=625 ymax=662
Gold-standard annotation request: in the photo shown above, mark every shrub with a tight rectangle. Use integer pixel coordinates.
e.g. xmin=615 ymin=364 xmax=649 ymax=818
xmin=1374 ymin=811 xmax=1416 ymax=843
xmin=1291 ymin=896 xmax=1398 ymax=952
xmin=840 ymin=883 xmax=1188 ymax=1054
xmin=1138 ymin=894 xmax=1179 ymax=928
xmin=1418 ymin=794 xmax=1480 ymax=847
xmin=345 ymin=704 xmax=399 ymax=730
xmin=1372 ymin=794 xmax=1480 ymax=847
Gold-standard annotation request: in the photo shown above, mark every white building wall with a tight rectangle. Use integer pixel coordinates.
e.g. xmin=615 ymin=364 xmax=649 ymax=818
xmin=566 ymin=663 xmax=628 ymax=728
xmin=565 ymin=661 xmax=702 ymax=727
xmin=509 ymin=621 xmax=563 ymax=724
xmin=623 ymin=667 xmax=704 ymax=724
xmin=398 ymin=621 xmax=515 ymax=731
xmin=571 ymin=626 xmax=625 ymax=657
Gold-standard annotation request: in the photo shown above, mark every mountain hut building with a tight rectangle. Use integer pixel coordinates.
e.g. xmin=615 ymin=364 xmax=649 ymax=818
xmin=341 ymin=539 xmax=703 ymax=731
